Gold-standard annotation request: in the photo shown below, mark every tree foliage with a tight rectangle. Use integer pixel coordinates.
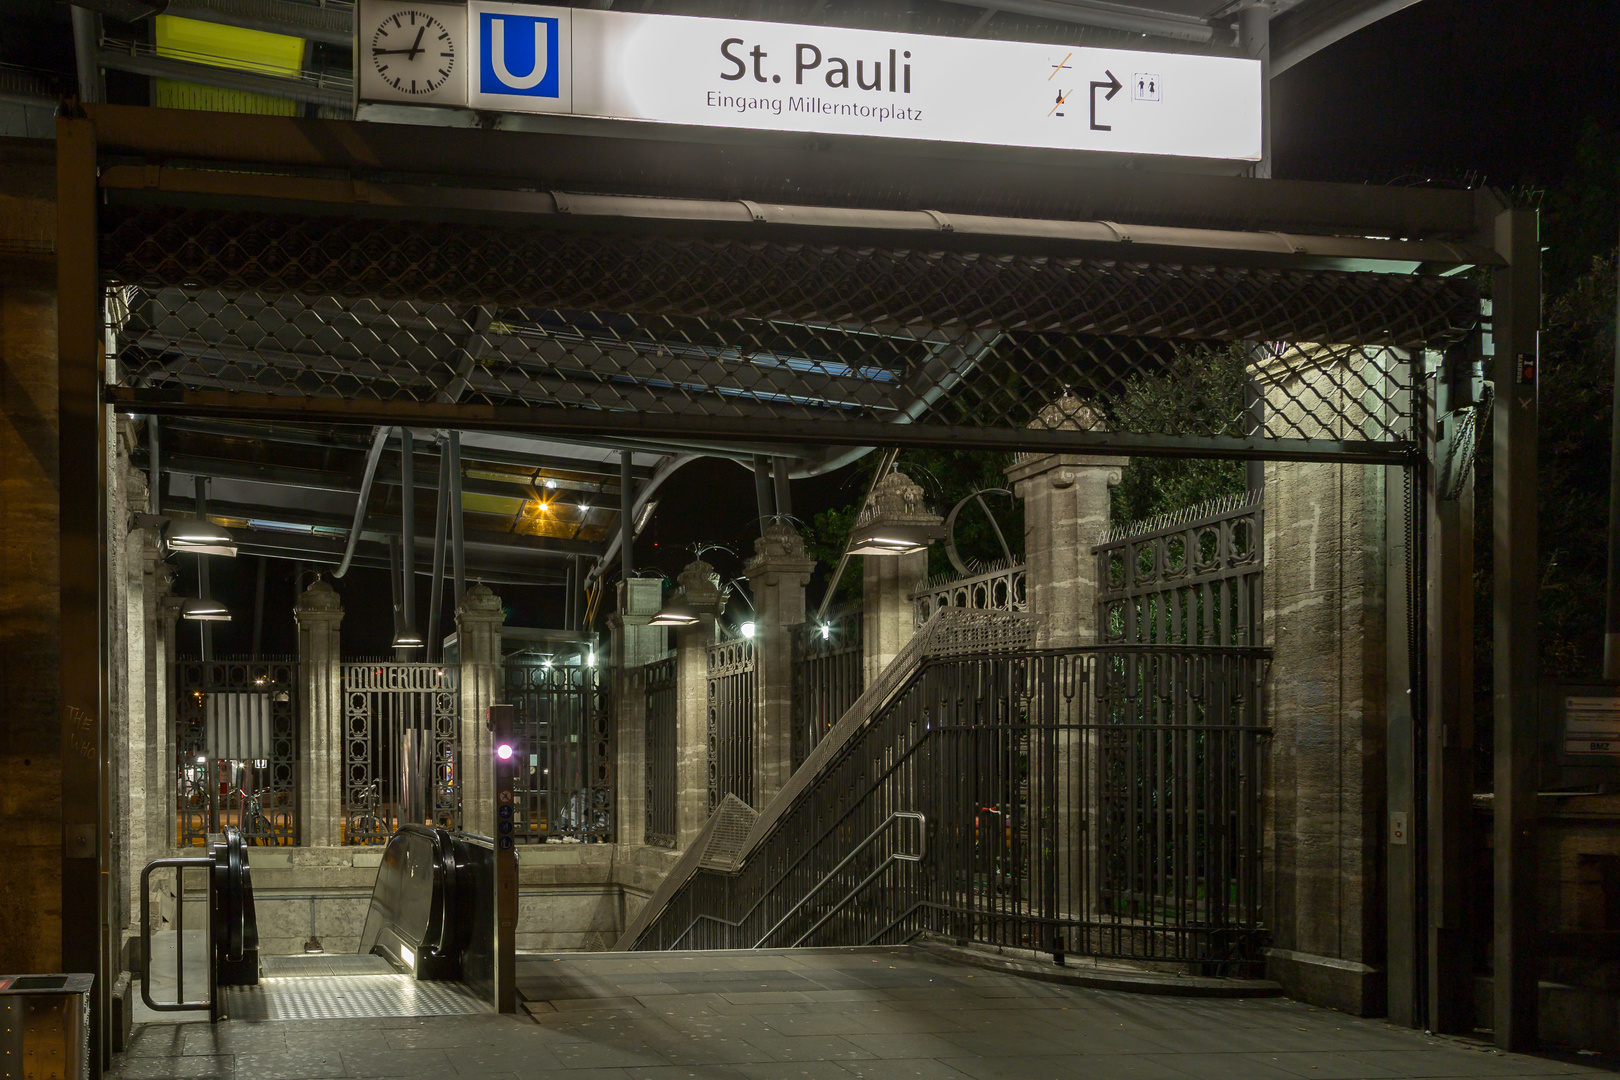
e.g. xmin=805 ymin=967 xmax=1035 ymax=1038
xmin=1109 ymin=344 xmax=1251 ymax=528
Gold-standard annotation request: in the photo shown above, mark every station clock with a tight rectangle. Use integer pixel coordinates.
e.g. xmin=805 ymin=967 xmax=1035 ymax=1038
xmin=357 ymin=0 xmax=467 ymax=106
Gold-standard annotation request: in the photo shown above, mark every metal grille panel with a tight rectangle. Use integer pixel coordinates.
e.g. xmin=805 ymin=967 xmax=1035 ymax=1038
xmin=341 ymin=663 xmax=460 ymax=844
xmin=101 ymin=207 xmax=1475 ymax=458
xmin=633 ymin=645 xmax=1270 ymax=972
xmin=707 ymin=638 xmax=756 ymax=811
xmin=791 ymin=607 xmax=864 ymax=771
xmin=645 ymin=655 xmax=678 ymax=849
xmin=503 ymin=659 xmax=611 ymax=843
xmin=174 ymin=660 xmax=298 ymax=847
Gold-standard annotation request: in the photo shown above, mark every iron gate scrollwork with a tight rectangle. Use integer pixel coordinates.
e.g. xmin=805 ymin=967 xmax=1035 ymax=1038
xmin=342 ymin=662 xmax=459 ymax=845
xmin=174 ymin=659 xmax=298 ymax=847
xmin=708 ymin=637 xmax=756 ymax=811
xmin=1096 ymin=490 xmax=1263 ymax=648
xmin=504 ymin=658 xmax=612 ymax=843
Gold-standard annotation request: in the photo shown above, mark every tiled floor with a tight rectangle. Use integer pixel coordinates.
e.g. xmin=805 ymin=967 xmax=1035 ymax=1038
xmin=114 ymin=947 xmax=1615 ymax=1079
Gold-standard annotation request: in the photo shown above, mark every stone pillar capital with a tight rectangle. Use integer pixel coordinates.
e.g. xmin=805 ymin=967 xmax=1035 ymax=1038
xmin=293 ymin=577 xmax=344 ymax=625
xmin=743 ymin=523 xmax=817 ymax=592
xmin=1004 ymin=392 xmax=1126 ymax=491
xmin=456 ymin=582 xmax=504 ymax=623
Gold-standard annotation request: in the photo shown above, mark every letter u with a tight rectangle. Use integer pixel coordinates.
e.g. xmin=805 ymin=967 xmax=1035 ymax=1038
xmin=856 ymin=60 xmax=882 ymax=91
xmin=491 ymin=18 xmax=548 ymax=89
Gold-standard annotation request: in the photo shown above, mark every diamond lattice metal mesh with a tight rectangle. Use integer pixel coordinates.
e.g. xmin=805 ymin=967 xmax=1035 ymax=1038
xmin=103 ymin=206 xmax=1477 ymax=451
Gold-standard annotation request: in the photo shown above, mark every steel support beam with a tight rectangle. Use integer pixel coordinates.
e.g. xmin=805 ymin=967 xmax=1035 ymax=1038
xmin=772 ymin=459 xmax=793 ymax=523
xmin=1270 ymin=0 xmax=1424 ymax=78
xmin=619 ymin=451 xmax=633 ymax=583
xmin=57 ymin=112 xmax=109 ymax=1077
xmin=427 ymin=439 xmax=449 ymax=661
xmin=450 ymin=431 xmax=466 ymax=608
xmin=107 ymin=386 xmax=1419 ymax=465
xmin=84 ymin=104 xmax=1488 ymax=240
xmin=1491 ymin=206 xmax=1540 ymax=1052
xmin=752 ymin=455 xmax=773 ymax=527
xmin=399 ymin=426 xmax=416 ymax=647
xmin=1427 ymin=353 xmax=1474 ymax=1034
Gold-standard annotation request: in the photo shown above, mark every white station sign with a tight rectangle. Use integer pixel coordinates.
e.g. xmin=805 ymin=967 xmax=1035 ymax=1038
xmin=358 ymin=1 xmax=1262 ymax=160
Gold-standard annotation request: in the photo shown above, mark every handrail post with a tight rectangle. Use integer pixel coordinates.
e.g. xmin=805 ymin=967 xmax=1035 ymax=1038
xmin=138 ymin=856 xmax=215 ymax=1014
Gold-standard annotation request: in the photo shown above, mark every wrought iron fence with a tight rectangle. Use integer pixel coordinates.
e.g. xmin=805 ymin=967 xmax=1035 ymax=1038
xmin=174 ymin=659 xmax=299 ymax=846
xmin=911 ymin=563 xmax=1027 ymax=627
xmin=629 ymin=644 xmax=1271 ymax=974
xmin=1096 ymin=490 xmax=1263 ymax=647
xmin=645 ymin=655 xmax=678 ymax=849
xmin=791 ymin=607 xmax=864 ymax=771
xmin=504 ymin=657 xmax=612 ymax=843
xmin=340 ymin=662 xmax=459 ymax=844
xmin=102 ymin=207 xmax=1471 ymax=461
xmin=707 ymin=637 xmax=756 ymax=811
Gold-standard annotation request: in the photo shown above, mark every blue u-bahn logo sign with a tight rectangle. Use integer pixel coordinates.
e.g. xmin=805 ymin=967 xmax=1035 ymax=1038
xmin=480 ymin=11 xmax=560 ymax=97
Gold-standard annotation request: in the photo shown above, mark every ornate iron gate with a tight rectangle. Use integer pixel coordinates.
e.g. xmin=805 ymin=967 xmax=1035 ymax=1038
xmin=174 ymin=659 xmax=298 ymax=847
xmin=341 ymin=662 xmax=459 ymax=845
xmin=645 ymin=655 xmax=678 ymax=848
xmin=707 ymin=637 xmax=756 ymax=811
xmin=790 ymin=607 xmax=863 ymax=771
xmin=1095 ymin=490 xmax=1263 ymax=647
xmin=504 ymin=658 xmax=612 ymax=843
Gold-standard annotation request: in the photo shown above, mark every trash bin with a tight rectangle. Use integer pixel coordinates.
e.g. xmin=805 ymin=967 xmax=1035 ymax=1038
xmin=0 ymin=973 xmax=93 ymax=1080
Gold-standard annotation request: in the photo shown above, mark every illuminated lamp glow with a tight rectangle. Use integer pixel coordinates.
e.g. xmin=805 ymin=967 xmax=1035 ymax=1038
xmin=496 ymin=743 xmax=514 ymax=761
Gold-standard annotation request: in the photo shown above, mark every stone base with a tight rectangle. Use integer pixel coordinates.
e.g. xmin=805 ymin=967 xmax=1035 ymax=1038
xmin=153 ymin=843 xmax=684 ymax=956
xmin=1266 ymin=947 xmax=1386 ymax=1017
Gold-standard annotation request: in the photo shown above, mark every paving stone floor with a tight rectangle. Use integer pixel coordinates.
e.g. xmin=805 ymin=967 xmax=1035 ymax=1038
xmin=113 ymin=947 xmax=1615 ymax=1079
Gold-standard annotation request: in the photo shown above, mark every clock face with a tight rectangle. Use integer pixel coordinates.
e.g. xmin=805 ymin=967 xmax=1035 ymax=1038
xmin=370 ymin=9 xmax=457 ymax=96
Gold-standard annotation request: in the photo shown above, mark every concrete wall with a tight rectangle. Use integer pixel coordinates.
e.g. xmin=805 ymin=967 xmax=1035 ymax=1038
xmin=0 ymin=141 xmax=61 ymax=975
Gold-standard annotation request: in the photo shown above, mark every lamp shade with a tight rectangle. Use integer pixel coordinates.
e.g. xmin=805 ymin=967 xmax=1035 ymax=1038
xmin=649 ymin=599 xmax=701 ymax=627
xmin=181 ymin=596 xmax=232 ymax=622
xmin=166 ymin=517 xmax=238 ymax=557
xmin=846 ymin=520 xmax=944 ymax=556
xmin=393 ymin=627 xmax=425 ymax=648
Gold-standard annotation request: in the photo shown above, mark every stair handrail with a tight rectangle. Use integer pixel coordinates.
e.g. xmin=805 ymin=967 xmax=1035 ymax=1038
xmin=661 ymin=810 xmax=926 ymax=950
xmin=617 ymin=606 xmax=1038 ymax=950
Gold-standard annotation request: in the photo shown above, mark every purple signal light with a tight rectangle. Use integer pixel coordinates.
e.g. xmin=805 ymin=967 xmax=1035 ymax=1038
xmin=496 ymin=743 xmax=515 ymax=761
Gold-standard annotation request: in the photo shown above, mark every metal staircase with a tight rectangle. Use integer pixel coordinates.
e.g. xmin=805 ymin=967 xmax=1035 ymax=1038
xmin=616 ymin=607 xmax=1039 ymax=952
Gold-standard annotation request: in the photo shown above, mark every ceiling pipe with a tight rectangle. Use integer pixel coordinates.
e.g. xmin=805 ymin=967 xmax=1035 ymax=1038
xmin=333 ymin=425 xmax=390 ymax=579
xmin=585 ymin=453 xmax=702 ymax=589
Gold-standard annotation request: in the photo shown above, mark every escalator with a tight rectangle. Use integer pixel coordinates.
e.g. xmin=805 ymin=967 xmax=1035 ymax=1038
xmin=140 ymin=826 xmax=503 ymax=1020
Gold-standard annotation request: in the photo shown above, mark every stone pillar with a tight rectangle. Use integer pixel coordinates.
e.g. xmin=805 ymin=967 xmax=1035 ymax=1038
xmin=156 ymin=593 xmax=182 ymax=856
xmin=610 ymin=578 xmax=664 ymax=847
xmin=1005 ymin=396 xmax=1123 ymax=935
xmin=744 ymin=523 xmax=816 ymax=804
xmin=107 ymin=420 xmax=134 ymax=945
xmin=456 ymin=584 xmax=505 ymax=837
xmin=1004 ymin=398 xmax=1122 ymax=649
xmin=672 ymin=561 xmax=723 ymax=847
xmin=860 ymin=470 xmax=940 ymax=684
xmin=143 ymin=551 xmax=176 ymax=864
xmin=294 ymin=579 xmax=344 ymax=847
xmin=121 ymin=470 xmax=159 ymax=940
xmin=1256 ymin=346 xmax=1388 ymax=1015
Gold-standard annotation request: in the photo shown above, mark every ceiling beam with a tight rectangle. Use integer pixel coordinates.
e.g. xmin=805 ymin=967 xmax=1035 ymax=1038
xmin=159 ymin=495 xmax=605 ymax=558
xmin=1271 ymin=0 xmax=1424 ymax=77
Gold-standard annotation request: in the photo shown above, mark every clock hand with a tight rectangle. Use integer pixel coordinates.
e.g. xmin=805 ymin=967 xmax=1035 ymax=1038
xmin=406 ymin=25 xmax=426 ymax=60
xmin=373 ymin=46 xmax=422 ymax=54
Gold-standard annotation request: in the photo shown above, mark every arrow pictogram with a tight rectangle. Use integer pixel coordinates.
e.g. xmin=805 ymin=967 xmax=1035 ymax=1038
xmin=1089 ymin=69 xmax=1122 ymax=131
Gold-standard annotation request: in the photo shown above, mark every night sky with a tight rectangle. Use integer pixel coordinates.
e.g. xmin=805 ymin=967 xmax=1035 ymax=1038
xmin=187 ymin=0 xmax=1618 ymax=656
